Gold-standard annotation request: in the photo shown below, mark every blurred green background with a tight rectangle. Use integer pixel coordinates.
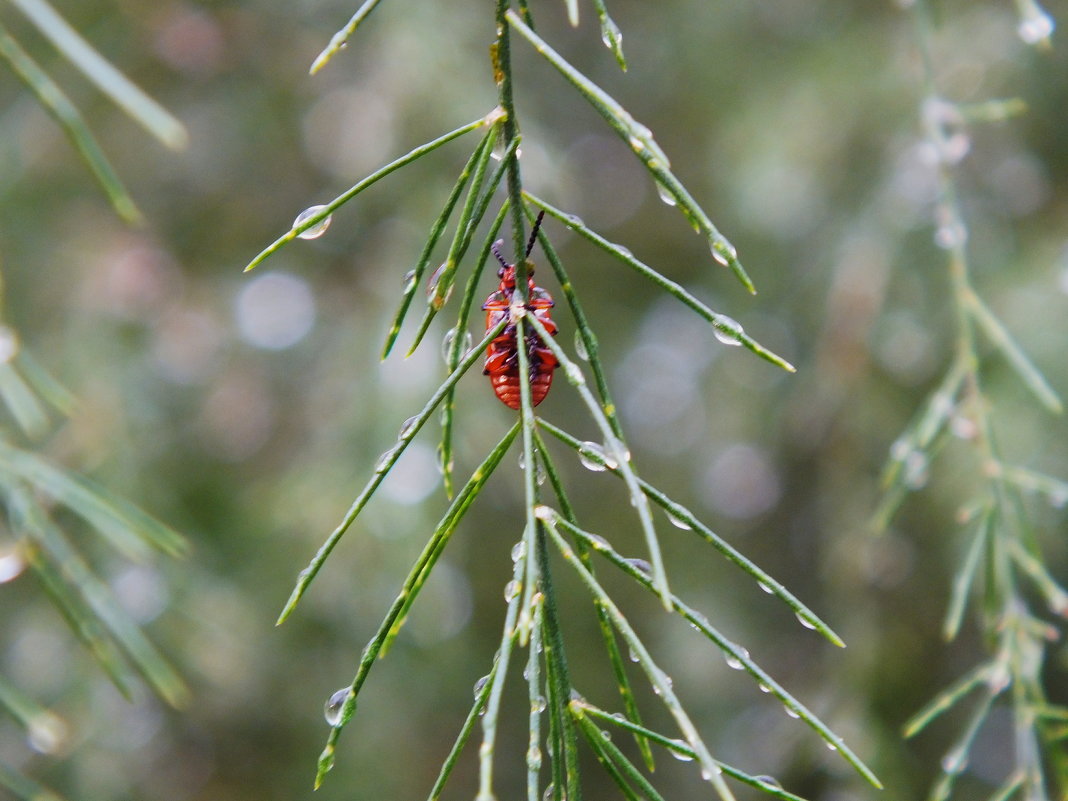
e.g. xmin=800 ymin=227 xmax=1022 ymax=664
xmin=2 ymin=1 xmax=1068 ymax=799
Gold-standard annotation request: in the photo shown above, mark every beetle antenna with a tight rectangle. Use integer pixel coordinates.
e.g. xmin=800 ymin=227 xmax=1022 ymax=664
xmin=525 ymin=210 xmax=546 ymax=259
xmin=491 ymin=239 xmax=510 ymax=269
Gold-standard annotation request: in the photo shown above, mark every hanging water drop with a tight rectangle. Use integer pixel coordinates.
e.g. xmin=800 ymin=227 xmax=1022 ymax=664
xmin=626 ymin=557 xmax=652 ymax=574
xmin=700 ymin=765 xmax=721 ymax=781
xmin=754 ymin=775 xmax=783 ymax=790
xmin=511 ymin=540 xmax=526 ymax=563
xmin=293 ymin=205 xmax=333 ymax=239
xmin=401 ymin=270 xmax=417 ymax=293
xmin=600 ymin=16 xmax=623 ymax=53
xmin=785 ymin=706 xmax=801 ymax=719
xmin=26 ymin=712 xmax=67 ymax=755
xmin=667 ymin=740 xmax=694 ymax=761
xmin=578 ymin=441 xmax=612 ymax=471
xmin=825 ymin=741 xmax=838 ymax=752
xmin=903 ymin=450 xmax=930 ymax=490
xmin=795 ymin=612 xmax=818 ymax=631
xmin=374 ymin=448 xmax=396 ymax=473
xmin=533 ymin=696 xmax=547 ymax=713
xmin=441 ymin=328 xmax=473 ymax=364
xmin=0 ymin=327 xmax=19 ymax=364
xmin=627 ymin=646 xmax=640 ymax=663
xmin=426 ymin=262 xmax=454 ymax=308
xmin=758 ymin=581 xmax=774 ymax=594
xmin=1018 ymin=2 xmax=1054 ymax=44
xmin=666 ymin=509 xmax=692 ymax=530
xmin=504 ymin=579 xmax=522 ymax=602
xmin=473 ymin=674 xmax=491 ymax=699
xmin=713 ymin=315 xmax=744 ymax=346
xmin=0 ymin=544 xmax=27 ymax=584
xmin=725 ymin=647 xmax=748 ymax=670
xmin=654 ymin=180 xmax=677 ymax=207
xmin=398 ymin=415 xmax=419 ymax=439
xmin=710 ymin=239 xmax=737 ymax=267
xmin=573 ymin=331 xmax=589 ymax=361
xmin=324 ymin=688 xmax=349 ymax=726
xmin=759 ymin=683 xmax=771 ymax=694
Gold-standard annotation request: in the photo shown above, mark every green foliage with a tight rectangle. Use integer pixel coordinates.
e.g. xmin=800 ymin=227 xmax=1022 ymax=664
xmin=251 ymin=3 xmax=881 ymax=800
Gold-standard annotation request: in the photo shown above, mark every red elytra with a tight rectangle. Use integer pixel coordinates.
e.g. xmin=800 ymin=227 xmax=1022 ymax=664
xmin=482 ymin=212 xmax=558 ymax=409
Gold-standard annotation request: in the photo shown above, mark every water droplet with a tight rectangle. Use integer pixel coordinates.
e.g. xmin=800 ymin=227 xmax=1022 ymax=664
xmin=759 ymin=683 xmax=771 ymax=693
xmin=941 ymin=747 xmax=967 ymax=774
xmin=374 ymin=448 xmax=397 ymax=473
xmin=473 ymin=674 xmax=491 ymax=699
xmin=441 ymin=328 xmax=473 ymax=364
xmin=578 ymin=441 xmax=617 ymax=472
xmin=710 ymin=240 xmax=737 ymax=267
xmin=27 ymin=712 xmax=67 ymax=755
xmin=934 ymin=220 xmax=968 ymax=250
xmin=626 ymin=557 xmax=652 ymax=574
xmin=713 ymin=315 xmax=743 ymax=346
xmin=950 ymin=414 xmax=977 ymax=440
xmin=826 ymin=741 xmax=838 ymax=752
xmin=511 ymin=540 xmax=526 ymax=563
xmin=725 ymin=648 xmax=749 ymax=670
xmin=758 ymin=581 xmax=774 ymax=594
xmin=0 ymin=327 xmax=19 ymax=364
xmin=666 ymin=509 xmax=692 ymax=530
xmin=426 ymin=262 xmax=454 ymax=308
xmin=324 ymin=688 xmax=349 ymax=726
xmin=796 ymin=612 xmax=818 ymax=631
xmin=563 ymin=213 xmax=584 ymax=229
xmin=533 ymin=696 xmax=547 ymax=713
xmin=534 ymin=505 xmax=554 ymax=521
xmin=293 ymin=205 xmax=332 ymax=239
xmin=0 ymin=544 xmax=27 ymax=584
xmin=628 ymin=647 xmax=640 ymax=663
xmin=600 ymin=728 xmax=612 ymax=741
xmin=667 ymin=740 xmax=694 ymax=761
xmin=655 ymin=181 xmax=677 ymax=207
xmin=700 ymin=765 xmax=721 ymax=780
xmin=600 ymin=17 xmax=623 ymax=52
xmin=527 ymin=745 xmax=542 ymax=768
xmin=785 ymin=706 xmax=801 ymax=719
xmin=491 ymin=135 xmax=509 ymax=162
xmin=564 ymin=362 xmax=584 ymax=384
xmin=483 ymin=106 xmax=507 ymax=127
xmin=903 ymin=450 xmax=929 ymax=490
xmin=754 ymin=775 xmax=783 ymax=790
xmin=1018 ymin=4 xmax=1055 ymax=44
xmin=401 ymin=270 xmax=417 ymax=293
xmin=398 ymin=415 xmax=419 ymax=439
xmin=628 ymin=135 xmax=644 ymax=154
xmin=542 ymin=784 xmax=555 ymax=801
xmin=504 ymin=579 xmax=522 ymax=602
xmin=573 ymin=331 xmax=589 ymax=361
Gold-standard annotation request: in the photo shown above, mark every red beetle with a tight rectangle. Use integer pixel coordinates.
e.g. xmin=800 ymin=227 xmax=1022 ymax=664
xmin=482 ymin=212 xmax=558 ymax=409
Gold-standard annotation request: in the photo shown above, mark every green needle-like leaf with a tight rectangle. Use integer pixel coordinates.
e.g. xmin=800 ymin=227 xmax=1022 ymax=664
xmin=592 ymin=0 xmax=626 ymax=71
xmin=541 ymin=514 xmax=739 ymax=801
xmin=8 ymin=0 xmax=187 ymax=149
xmin=0 ymin=23 xmax=141 ymax=223
xmin=550 ymin=511 xmax=881 ymax=789
xmin=538 ymin=419 xmax=844 ymax=646
xmin=966 ymin=291 xmax=1063 ymax=414
xmin=944 ymin=513 xmax=990 ymax=641
xmin=903 ymin=662 xmax=996 ymax=738
xmin=524 ymin=313 xmax=671 ymax=610
xmin=13 ymin=493 xmax=188 ymax=707
xmin=0 ymin=440 xmax=187 ymax=559
xmin=0 ymin=363 xmax=49 ymax=438
xmin=315 ymin=423 xmax=519 ymax=788
xmin=382 ymin=126 xmax=496 ymax=360
xmin=577 ymin=701 xmax=806 ymax=801
xmin=507 ymin=12 xmax=753 ymax=292
xmin=0 ymin=760 xmax=64 ymax=801
xmin=246 ymin=112 xmax=498 ymax=272
xmin=278 ymin=317 xmax=508 ymax=624
xmin=527 ymin=194 xmax=794 ymax=371
xmin=309 ymin=0 xmax=387 ymax=75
